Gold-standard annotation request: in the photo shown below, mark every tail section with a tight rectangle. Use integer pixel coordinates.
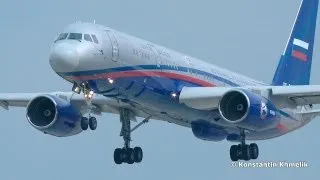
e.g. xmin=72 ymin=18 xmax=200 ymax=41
xmin=272 ymin=0 xmax=319 ymax=85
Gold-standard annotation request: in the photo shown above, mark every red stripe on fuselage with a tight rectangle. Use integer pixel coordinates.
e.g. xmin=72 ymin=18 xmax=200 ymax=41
xmin=292 ymin=50 xmax=307 ymax=61
xmin=67 ymin=70 xmax=215 ymax=87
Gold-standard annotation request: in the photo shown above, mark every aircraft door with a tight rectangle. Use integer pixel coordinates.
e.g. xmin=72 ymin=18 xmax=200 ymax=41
xmin=105 ymin=30 xmax=119 ymax=62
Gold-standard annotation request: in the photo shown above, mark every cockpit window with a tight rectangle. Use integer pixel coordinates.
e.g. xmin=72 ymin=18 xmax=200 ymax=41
xmin=55 ymin=33 xmax=68 ymax=42
xmin=91 ymin=34 xmax=99 ymax=44
xmin=84 ymin=34 xmax=93 ymax=42
xmin=68 ymin=33 xmax=82 ymax=41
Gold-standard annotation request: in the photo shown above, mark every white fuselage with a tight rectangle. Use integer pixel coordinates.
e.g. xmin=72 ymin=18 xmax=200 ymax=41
xmin=49 ymin=22 xmax=309 ymax=141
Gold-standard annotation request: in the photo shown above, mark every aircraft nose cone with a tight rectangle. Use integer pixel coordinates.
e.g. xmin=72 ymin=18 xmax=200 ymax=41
xmin=49 ymin=43 xmax=79 ymax=72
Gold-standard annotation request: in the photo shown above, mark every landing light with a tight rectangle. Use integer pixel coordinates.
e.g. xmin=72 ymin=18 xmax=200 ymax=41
xmin=72 ymin=83 xmax=81 ymax=94
xmin=108 ymin=78 xmax=114 ymax=84
xmin=89 ymin=90 xmax=94 ymax=95
xmin=171 ymin=93 xmax=177 ymax=98
xmin=84 ymin=93 xmax=93 ymax=100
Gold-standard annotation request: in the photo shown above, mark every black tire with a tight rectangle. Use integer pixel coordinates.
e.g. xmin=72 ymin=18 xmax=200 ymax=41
xmin=133 ymin=147 xmax=143 ymax=163
xmin=237 ymin=144 xmax=242 ymax=160
xmin=89 ymin=117 xmax=97 ymax=130
xmin=242 ymin=145 xmax=251 ymax=161
xmin=250 ymin=143 xmax=259 ymax=160
xmin=81 ymin=117 xmax=89 ymax=131
xmin=114 ymin=148 xmax=122 ymax=164
xmin=230 ymin=145 xmax=239 ymax=161
xmin=126 ymin=148 xmax=135 ymax=164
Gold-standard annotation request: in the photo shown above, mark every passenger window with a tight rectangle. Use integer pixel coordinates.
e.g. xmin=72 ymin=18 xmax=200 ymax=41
xmin=84 ymin=34 xmax=93 ymax=42
xmin=55 ymin=33 xmax=68 ymax=42
xmin=91 ymin=34 xmax=99 ymax=44
xmin=68 ymin=33 xmax=82 ymax=41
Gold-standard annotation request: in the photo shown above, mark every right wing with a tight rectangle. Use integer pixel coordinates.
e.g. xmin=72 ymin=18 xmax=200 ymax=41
xmin=179 ymin=85 xmax=320 ymax=110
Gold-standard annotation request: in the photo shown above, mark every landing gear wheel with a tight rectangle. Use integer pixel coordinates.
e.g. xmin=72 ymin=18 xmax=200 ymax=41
xmin=126 ymin=148 xmax=135 ymax=164
xmin=229 ymin=128 xmax=260 ymax=161
xmin=133 ymin=147 xmax=143 ymax=163
xmin=114 ymin=108 xmax=147 ymax=165
xmin=250 ymin=143 xmax=259 ymax=160
xmin=80 ymin=117 xmax=89 ymax=131
xmin=89 ymin=117 xmax=97 ymax=130
xmin=230 ymin=145 xmax=239 ymax=162
xmin=243 ymin=145 xmax=251 ymax=161
xmin=114 ymin=148 xmax=122 ymax=164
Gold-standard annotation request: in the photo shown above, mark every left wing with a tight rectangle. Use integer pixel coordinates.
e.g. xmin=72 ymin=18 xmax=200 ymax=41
xmin=0 ymin=93 xmax=39 ymax=109
xmin=0 ymin=92 xmax=124 ymax=112
xmin=179 ymin=85 xmax=320 ymax=110
xmin=0 ymin=92 xmax=149 ymax=120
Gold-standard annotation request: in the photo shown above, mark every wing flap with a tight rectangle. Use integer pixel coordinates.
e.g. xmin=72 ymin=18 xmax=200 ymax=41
xmin=290 ymin=95 xmax=320 ymax=106
xmin=270 ymin=85 xmax=320 ymax=106
xmin=271 ymin=85 xmax=320 ymax=96
xmin=296 ymin=109 xmax=320 ymax=119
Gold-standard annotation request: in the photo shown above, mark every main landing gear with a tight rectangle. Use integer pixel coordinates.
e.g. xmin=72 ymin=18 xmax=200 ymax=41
xmin=114 ymin=108 xmax=150 ymax=165
xmin=230 ymin=128 xmax=259 ymax=161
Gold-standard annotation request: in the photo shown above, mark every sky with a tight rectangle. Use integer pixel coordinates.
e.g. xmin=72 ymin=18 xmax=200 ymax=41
xmin=0 ymin=0 xmax=319 ymax=179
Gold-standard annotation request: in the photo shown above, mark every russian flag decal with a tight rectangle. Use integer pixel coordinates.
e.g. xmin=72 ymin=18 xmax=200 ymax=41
xmin=292 ymin=38 xmax=309 ymax=61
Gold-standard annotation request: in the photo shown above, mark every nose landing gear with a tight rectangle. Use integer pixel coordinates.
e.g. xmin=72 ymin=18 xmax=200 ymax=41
xmin=72 ymin=82 xmax=98 ymax=131
xmin=81 ymin=116 xmax=97 ymax=131
xmin=72 ymin=82 xmax=94 ymax=100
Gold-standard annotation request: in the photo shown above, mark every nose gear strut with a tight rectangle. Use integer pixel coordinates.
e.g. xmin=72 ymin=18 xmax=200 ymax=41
xmin=72 ymin=82 xmax=98 ymax=131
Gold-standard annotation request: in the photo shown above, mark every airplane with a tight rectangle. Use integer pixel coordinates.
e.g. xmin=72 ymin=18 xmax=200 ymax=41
xmin=0 ymin=0 xmax=319 ymax=164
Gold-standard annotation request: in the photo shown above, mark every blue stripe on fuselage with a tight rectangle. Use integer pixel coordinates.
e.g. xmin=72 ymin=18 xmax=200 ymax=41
xmin=59 ymin=65 xmax=240 ymax=87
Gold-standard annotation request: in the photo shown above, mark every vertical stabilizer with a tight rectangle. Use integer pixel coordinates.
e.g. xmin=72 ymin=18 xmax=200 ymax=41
xmin=272 ymin=0 xmax=319 ymax=85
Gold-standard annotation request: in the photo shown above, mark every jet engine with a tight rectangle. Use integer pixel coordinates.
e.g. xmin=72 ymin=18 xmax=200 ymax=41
xmin=218 ymin=89 xmax=280 ymax=131
xmin=26 ymin=95 xmax=82 ymax=137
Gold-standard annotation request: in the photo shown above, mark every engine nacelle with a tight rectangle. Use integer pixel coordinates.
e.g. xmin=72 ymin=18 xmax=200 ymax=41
xmin=218 ymin=89 xmax=280 ymax=131
xmin=191 ymin=121 xmax=228 ymax=141
xmin=26 ymin=95 xmax=82 ymax=137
